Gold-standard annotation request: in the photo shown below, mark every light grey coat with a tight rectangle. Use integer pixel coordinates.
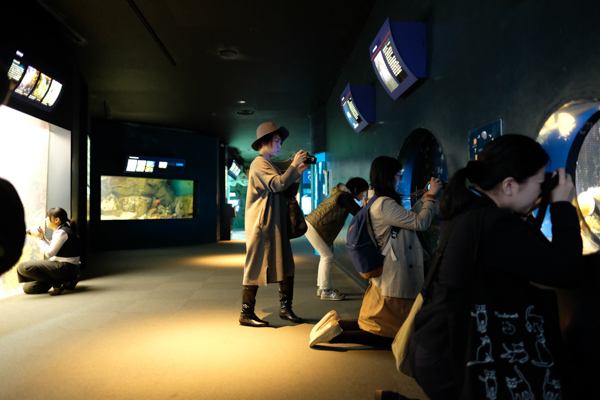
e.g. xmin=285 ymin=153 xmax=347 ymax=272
xmin=369 ymin=196 xmax=439 ymax=299
xmin=243 ymin=156 xmax=301 ymax=286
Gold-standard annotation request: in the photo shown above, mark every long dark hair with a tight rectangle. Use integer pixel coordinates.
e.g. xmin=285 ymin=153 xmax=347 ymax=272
xmin=370 ymin=156 xmax=403 ymax=204
xmin=440 ymin=134 xmax=549 ymax=219
xmin=47 ymin=207 xmax=78 ymax=232
xmin=345 ymin=177 xmax=369 ymax=196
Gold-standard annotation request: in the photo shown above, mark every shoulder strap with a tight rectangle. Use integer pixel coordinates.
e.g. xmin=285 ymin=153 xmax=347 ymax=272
xmin=365 ymin=195 xmax=380 ymax=253
xmin=420 ymin=207 xmax=488 ymax=300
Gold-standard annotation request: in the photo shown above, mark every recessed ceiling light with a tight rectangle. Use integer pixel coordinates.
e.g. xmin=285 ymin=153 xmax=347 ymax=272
xmin=219 ymin=50 xmax=238 ymax=58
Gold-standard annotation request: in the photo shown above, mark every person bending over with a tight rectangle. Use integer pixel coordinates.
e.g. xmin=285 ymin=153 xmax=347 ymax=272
xmin=305 ymin=177 xmax=369 ymax=300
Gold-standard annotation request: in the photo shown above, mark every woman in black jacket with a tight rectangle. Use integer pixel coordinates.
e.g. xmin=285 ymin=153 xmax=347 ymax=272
xmin=410 ymin=135 xmax=582 ymax=399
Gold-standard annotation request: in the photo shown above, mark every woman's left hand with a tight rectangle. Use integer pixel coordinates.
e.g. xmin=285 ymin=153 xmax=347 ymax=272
xmin=426 ymin=177 xmax=443 ymax=196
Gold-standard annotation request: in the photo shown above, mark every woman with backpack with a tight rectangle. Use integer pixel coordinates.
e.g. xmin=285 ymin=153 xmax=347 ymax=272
xmin=305 ymin=177 xmax=369 ymax=301
xmin=309 ymin=156 xmax=442 ymax=347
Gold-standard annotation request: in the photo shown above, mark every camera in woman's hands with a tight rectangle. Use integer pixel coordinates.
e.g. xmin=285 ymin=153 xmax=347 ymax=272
xmin=304 ymin=152 xmax=317 ymax=165
xmin=26 ymin=226 xmax=43 ymax=236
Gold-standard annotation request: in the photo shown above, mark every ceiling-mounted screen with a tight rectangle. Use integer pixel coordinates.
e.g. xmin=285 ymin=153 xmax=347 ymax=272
xmin=125 ymin=155 xmax=186 ymax=176
xmin=370 ymin=19 xmax=426 ymax=100
xmin=340 ymin=83 xmax=375 ymax=132
xmin=4 ymin=49 xmax=65 ymax=111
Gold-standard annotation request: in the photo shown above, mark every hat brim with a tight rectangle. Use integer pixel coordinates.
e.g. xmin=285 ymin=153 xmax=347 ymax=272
xmin=251 ymin=126 xmax=290 ymax=151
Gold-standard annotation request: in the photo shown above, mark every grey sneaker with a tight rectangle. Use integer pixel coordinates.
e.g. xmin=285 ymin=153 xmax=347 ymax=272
xmin=321 ymin=289 xmax=345 ymax=301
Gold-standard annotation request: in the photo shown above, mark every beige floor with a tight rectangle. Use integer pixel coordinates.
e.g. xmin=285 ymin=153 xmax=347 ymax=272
xmin=0 ymin=235 xmax=427 ymax=400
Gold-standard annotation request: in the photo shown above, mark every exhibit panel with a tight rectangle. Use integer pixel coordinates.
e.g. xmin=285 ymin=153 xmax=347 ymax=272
xmin=0 ymin=106 xmax=71 ymax=298
xmin=537 ymin=100 xmax=600 ymax=254
xmin=397 ymin=129 xmax=447 ymax=255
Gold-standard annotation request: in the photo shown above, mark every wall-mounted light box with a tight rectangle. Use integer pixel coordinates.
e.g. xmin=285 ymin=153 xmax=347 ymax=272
xmin=370 ymin=19 xmax=426 ymax=100
xmin=340 ymin=84 xmax=375 ymax=132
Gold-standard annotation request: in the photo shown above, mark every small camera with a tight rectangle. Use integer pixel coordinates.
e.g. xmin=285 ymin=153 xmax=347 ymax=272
xmin=26 ymin=226 xmax=43 ymax=236
xmin=305 ymin=152 xmax=317 ymax=165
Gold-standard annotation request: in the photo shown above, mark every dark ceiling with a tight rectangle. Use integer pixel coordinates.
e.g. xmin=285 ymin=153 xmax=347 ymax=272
xmin=25 ymin=0 xmax=378 ymax=164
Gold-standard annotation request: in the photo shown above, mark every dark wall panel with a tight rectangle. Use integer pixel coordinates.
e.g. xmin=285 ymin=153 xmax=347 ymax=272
xmin=90 ymin=120 xmax=219 ymax=250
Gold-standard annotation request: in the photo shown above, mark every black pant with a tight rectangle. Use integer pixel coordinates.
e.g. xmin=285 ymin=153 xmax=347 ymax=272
xmin=410 ymin=339 xmax=458 ymax=400
xmin=329 ymin=320 xmax=394 ymax=348
xmin=17 ymin=260 xmax=80 ymax=294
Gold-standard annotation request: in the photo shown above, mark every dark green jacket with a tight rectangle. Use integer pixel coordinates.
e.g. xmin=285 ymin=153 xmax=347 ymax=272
xmin=305 ymin=183 xmax=354 ymax=246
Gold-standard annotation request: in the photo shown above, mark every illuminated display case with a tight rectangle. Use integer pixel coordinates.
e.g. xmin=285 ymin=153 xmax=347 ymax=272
xmin=369 ymin=19 xmax=426 ymax=100
xmin=537 ymin=100 xmax=600 ymax=254
xmin=100 ymin=176 xmax=194 ymax=220
xmin=340 ymin=84 xmax=375 ymax=132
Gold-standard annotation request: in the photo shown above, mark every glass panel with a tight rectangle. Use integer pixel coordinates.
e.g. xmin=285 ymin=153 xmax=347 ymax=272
xmin=575 ymin=120 xmax=600 ymax=242
xmin=100 ymin=176 xmax=194 ymax=220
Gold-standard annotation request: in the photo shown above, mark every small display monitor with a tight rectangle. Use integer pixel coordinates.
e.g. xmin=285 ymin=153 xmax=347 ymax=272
xmin=228 ymin=160 xmax=241 ymax=178
xmin=125 ymin=155 xmax=186 ymax=176
xmin=4 ymin=49 xmax=64 ymax=111
xmin=370 ymin=19 xmax=426 ymax=100
xmin=340 ymin=84 xmax=375 ymax=132
xmin=469 ymin=120 xmax=502 ymax=160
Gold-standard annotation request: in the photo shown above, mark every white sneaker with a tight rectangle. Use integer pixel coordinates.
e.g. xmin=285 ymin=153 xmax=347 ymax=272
xmin=310 ymin=310 xmax=340 ymax=338
xmin=317 ymin=288 xmax=322 ymax=296
xmin=309 ymin=319 xmax=342 ymax=347
xmin=321 ymin=289 xmax=345 ymax=301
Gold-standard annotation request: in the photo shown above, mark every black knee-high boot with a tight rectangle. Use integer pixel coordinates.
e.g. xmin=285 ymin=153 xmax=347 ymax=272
xmin=239 ymin=285 xmax=269 ymax=327
xmin=279 ymin=276 xmax=302 ymax=323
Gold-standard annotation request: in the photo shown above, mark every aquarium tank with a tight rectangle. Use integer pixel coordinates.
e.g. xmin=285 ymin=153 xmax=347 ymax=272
xmin=100 ymin=176 xmax=194 ymax=220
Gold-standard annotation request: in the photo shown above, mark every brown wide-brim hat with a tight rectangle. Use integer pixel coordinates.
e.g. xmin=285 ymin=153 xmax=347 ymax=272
xmin=252 ymin=122 xmax=290 ymax=151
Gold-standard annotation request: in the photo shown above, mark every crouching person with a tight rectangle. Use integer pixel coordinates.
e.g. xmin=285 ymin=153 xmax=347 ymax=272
xmin=18 ymin=208 xmax=81 ymax=295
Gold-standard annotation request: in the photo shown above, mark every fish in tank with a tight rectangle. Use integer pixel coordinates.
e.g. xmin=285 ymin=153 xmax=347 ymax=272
xmin=100 ymin=176 xmax=194 ymax=220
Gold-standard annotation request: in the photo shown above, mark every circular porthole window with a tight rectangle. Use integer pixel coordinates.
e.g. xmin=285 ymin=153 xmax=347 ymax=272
xmin=397 ymin=128 xmax=448 ymax=255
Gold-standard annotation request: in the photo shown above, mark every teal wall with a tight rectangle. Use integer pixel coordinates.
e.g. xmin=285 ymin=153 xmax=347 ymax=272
xmin=321 ymin=0 xmax=600 ymax=392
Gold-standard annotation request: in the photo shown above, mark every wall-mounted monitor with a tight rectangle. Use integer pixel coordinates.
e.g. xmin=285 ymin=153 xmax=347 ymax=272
xmin=4 ymin=49 xmax=65 ymax=111
xmin=125 ymin=155 xmax=186 ymax=176
xmin=469 ymin=120 xmax=502 ymax=160
xmin=369 ymin=19 xmax=426 ymax=100
xmin=228 ymin=160 xmax=241 ymax=178
xmin=340 ymin=83 xmax=375 ymax=132
xmin=100 ymin=176 xmax=194 ymax=220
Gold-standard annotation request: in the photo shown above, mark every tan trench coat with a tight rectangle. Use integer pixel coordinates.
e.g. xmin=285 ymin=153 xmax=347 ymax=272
xmin=358 ymin=196 xmax=439 ymax=337
xmin=243 ymin=156 xmax=301 ymax=286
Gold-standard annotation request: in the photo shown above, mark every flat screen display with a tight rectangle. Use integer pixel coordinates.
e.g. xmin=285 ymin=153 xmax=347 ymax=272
xmin=341 ymin=94 xmax=362 ymax=130
xmin=370 ymin=20 xmax=425 ymax=100
xmin=101 ymin=176 xmax=194 ymax=220
xmin=125 ymin=155 xmax=186 ymax=176
xmin=4 ymin=50 xmax=64 ymax=111
xmin=228 ymin=160 xmax=241 ymax=178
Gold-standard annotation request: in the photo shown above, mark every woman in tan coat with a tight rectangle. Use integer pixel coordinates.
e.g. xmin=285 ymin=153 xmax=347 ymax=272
xmin=240 ymin=122 xmax=309 ymax=327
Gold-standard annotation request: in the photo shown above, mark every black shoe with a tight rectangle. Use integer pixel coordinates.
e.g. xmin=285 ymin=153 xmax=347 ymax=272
xmin=49 ymin=281 xmax=69 ymax=296
xmin=239 ymin=313 xmax=269 ymax=327
xmin=65 ymin=274 xmax=81 ymax=291
xmin=279 ymin=308 xmax=302 ymax=323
